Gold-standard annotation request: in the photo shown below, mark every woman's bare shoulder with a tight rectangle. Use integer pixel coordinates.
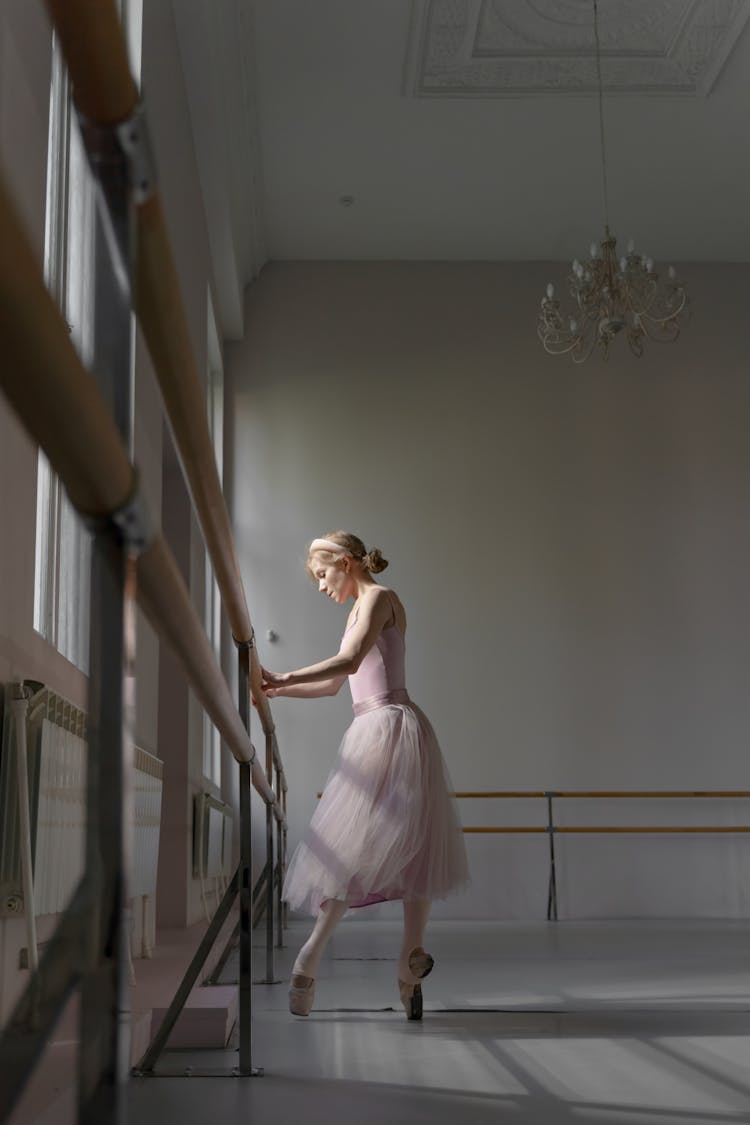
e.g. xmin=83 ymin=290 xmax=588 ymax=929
xmin=357 ymin=585 xmax=391 ymax=615
xmin=378 ymin=586 xmax=407 ymax=631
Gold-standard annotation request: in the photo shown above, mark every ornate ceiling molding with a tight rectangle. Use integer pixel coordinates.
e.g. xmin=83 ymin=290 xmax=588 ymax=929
xmin=403 ymin=0 xmax=750 ymax=97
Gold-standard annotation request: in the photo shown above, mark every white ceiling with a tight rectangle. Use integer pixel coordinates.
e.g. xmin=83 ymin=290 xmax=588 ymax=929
xmin=174 ymin=0 xmax=750 ymax=337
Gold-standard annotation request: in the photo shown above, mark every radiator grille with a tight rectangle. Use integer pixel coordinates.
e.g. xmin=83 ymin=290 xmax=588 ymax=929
xmin=1 ymin=682 xmax=163 ymax=917
xmin=132 ymin=747 xmax=163 ymax=898
xmin=34 ymin=715 xmax=87 ymax=915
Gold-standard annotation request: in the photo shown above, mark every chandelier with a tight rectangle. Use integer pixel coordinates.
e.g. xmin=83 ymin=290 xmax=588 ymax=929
xmin=537 ymin=0 xmax=688 ymax=362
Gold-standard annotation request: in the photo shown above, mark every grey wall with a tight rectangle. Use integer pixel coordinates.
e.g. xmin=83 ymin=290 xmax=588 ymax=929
xmin=228 ymin=260 xmax=750 ymax=921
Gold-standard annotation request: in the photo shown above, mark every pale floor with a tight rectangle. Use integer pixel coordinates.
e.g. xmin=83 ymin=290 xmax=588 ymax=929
xmin=129 ymin=919 xmax=750 ymax=1125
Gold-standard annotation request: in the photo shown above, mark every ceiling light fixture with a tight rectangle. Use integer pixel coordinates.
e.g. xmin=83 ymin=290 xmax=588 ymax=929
xmin=537 ymin=0 xmax=689 ymax=362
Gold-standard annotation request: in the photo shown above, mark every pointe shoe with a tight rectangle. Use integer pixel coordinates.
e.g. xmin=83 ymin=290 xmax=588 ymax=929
xmin=407 ymin=946 xmax=434 ymax=980
xmin=398 ymin=979 xmax=423 ymax=1021
xmin=289 ymin=972 xmax=315 ymax=1016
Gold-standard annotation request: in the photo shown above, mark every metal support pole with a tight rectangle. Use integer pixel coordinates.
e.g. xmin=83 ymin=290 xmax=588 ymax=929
xmin=546 ymin=792 xmax=559 ymax=922
xmin=133 ymin=870 xmax=239 ymax=1074
xmin=262 ymin=733 xmax=280 ymax=981
xmin=0 ymin=880 xmax=88 ymax=1119
xmin=274 ymin=764 xmax=284 ymax=950
xmin=205 ymin=865 xmax=274 ymax=986
xmin=236 ymin=644 xmax=262 ymax=1076
xmin=79 ymin=531 xmax=134 ymax=1125
xmin=282 ymin=790 xmax=288 ymax=932
xmin=77 ymin=105 xmax=139 ymax=1125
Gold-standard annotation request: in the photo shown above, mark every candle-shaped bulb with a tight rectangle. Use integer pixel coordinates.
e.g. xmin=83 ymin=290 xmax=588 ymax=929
xmin=546 ymin=283 xmax=555 ymax=299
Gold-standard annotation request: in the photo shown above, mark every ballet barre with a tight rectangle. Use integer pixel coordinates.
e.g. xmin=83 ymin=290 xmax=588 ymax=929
xmin=0 ymin=0 xmax=287 ymax=1108
xmin=313 ymin=786 xmax=750 ymax=921
xmin=463 ymin=826 xmax=750 ymax=832
xmin=453 ymin=790 xmax=750 ymax=920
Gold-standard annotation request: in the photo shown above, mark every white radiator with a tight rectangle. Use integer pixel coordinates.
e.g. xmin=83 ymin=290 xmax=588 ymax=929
xmin=34 ymin=714 xmax=87 ymax=915
xmin=132 ymin=746 xmax=164 ymax=899
xmin=0 ymin=683 xmax=163 ymax=925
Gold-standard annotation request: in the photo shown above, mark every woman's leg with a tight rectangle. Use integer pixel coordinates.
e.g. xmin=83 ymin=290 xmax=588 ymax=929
xmin=398 ymin=897 xmax=432 ymax=983
xmin=293 ymin=898 xmax=348 ymax=979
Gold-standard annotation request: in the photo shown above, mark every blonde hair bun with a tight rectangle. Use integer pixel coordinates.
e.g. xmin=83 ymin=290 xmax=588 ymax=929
xmin=362 ymin=548 xmax=388 ymax=574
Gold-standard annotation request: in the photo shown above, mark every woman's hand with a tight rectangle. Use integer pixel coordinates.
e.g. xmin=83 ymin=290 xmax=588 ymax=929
xmin=261 ymin=667 xmax=291 ymax=698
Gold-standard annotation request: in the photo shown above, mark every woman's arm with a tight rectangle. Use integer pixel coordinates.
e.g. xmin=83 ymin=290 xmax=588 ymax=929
xmin=261 ymin=587 xmax=393 ymax=691
xmin=263 ymin=674 xmax=346 ymax=700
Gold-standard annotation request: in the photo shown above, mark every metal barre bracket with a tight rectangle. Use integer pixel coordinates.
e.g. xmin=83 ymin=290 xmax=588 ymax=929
xmin=77 ymin=99 xmax=157 ymax=205
xmin=233 ymin=632 xmax=256 ymax=650
xmin=83 ymin=475 xmax=155 ymax=555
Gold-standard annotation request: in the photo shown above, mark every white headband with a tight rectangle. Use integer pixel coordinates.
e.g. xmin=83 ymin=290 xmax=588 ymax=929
xmin=309 ymin=537 xmax=351 ymax=556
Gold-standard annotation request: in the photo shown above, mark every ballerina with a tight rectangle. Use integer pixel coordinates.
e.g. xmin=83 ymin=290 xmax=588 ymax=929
xmin=261 ymin=531 xmax=468 ymax=1019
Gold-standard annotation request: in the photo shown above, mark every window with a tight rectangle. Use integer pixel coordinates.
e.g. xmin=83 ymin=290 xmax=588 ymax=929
xmin=33 ymin=38 xmax=95 ymax=672
xmin=34 ymin=3 xmax=143 ymax=672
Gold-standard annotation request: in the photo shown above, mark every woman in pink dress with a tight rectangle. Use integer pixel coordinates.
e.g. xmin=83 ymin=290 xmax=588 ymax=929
xmin=261 ymin=532 xmax=468 ymax=1019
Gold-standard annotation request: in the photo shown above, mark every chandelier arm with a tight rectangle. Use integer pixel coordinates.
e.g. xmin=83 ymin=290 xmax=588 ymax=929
xmin=540 ymin=336 xmax=583 ymax=356
xmin=638 ymin=315 xmax=682 ymax=344
xmin=620 ymin=274 xmax=654 ymax=317
xmin=626 ymin=329 xmax=645 ymax=359
xmin=641 ymin=288 xmax=688 ymax=326
xmin=572 ymin=333 xmax=599 ymax=363
xmin=537 ymin=309 xmax=590 ymax=356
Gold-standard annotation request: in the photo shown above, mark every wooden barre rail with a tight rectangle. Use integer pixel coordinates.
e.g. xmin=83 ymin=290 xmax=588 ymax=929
xmin=0 ymin=0 xmax=288 ymax=792
xmin=1 ymin=3 xmax=288 ymax=1098
xmin=43 ymin=0 xmax=280 ymax=745
xmin=454 ymin=791 xmax=750 ymax=799
xmin=0 ymin=169 xmax=280 ymax=816
xmin=457 ymin=791 xmax=750 ymax=923
xmin=318 ymin=790 xmax=750 ymax=801
xmin=312 ymin=786 xmax=750 ymax=924
xmin=316 ymin=789 xmax=750 ymax=834
xmin=455 ymin=792 xmax=750 ymax=835
xmin=463 ymin=826 xmax=750 ymax=833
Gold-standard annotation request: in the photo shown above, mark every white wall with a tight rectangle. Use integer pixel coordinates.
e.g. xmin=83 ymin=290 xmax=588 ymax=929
xmin=228 ymin=260 xmax=750 ymax=921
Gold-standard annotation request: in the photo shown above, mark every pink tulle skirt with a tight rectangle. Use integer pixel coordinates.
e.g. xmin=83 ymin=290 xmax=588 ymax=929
xmin=282 ymin=692 xmax=470 ymax=916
